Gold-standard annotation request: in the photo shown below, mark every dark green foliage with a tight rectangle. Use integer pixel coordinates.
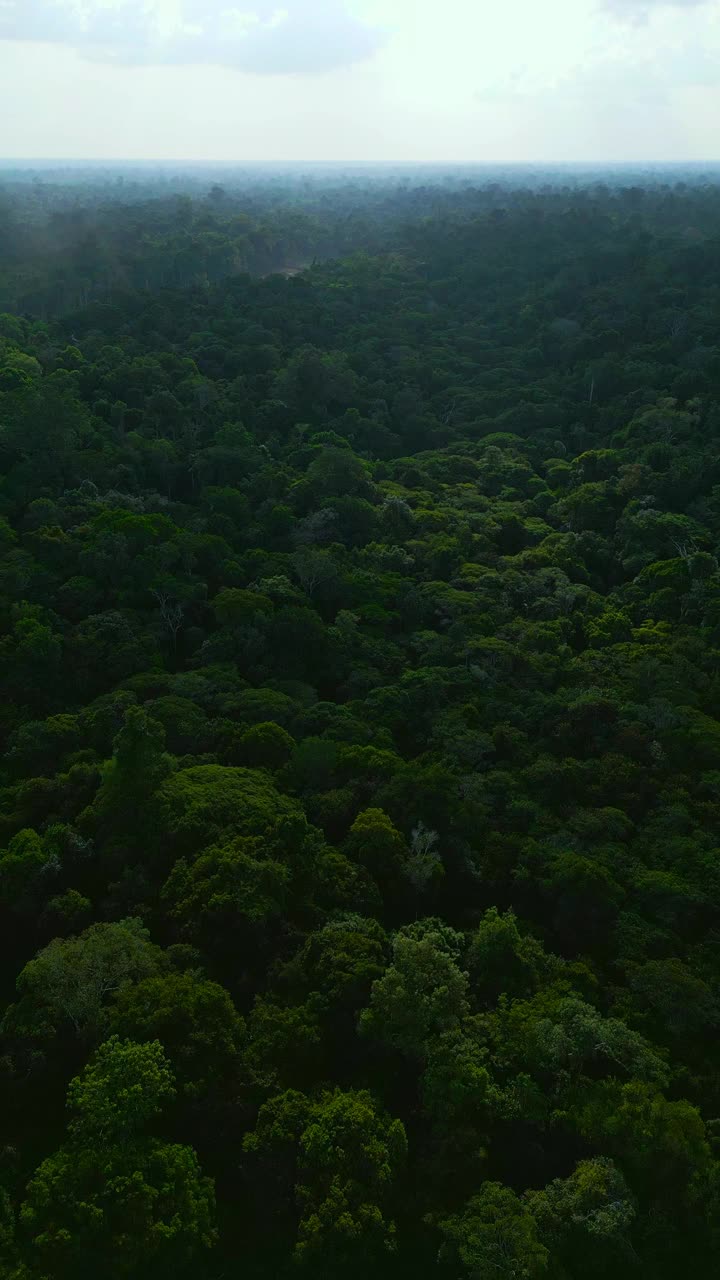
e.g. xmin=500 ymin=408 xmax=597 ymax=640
xmin=2 ymin=170 xmax=720 ymax=1278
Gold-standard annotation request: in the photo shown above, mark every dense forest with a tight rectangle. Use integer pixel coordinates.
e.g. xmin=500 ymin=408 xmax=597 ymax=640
xmin=2 ymin=167 xmax=720 ymax=1279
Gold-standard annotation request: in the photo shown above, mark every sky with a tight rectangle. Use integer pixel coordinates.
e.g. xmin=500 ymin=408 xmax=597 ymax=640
xmin=0 ymin=0 xmax=718 ymax=162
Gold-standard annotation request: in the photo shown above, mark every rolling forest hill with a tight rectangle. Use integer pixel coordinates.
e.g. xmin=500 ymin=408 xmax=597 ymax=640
xmin=1 ymin=179 xmax=720 ymax=1278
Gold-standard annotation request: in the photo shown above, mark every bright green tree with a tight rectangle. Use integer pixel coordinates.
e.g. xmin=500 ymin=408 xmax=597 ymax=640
xmin=437 ymin=1182 xmax=548 ymax=1279
xmin=244 ymin=1087 xmax=406 ymax=1274
xmin=21 ymin=1037 xmax=216 ymax=1279
xmin=359 ymin=919 xmax=469 ymax=1058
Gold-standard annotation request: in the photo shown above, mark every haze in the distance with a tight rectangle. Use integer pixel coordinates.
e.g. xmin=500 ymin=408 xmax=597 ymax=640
xmin=0 ymin=0 xmax=718 ymax=162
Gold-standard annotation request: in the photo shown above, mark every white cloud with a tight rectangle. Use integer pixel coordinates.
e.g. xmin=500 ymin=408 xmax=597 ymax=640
xmin=0 ymin=0 xmax=386 ymax=73
xmin=0 ymin=0 xmax=718 ymax=161
xmin=601 ymin=0 xmax=712 ymax=19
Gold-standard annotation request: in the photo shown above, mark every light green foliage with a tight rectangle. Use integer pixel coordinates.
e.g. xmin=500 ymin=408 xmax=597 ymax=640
xmin=67 ymin=1035 xmax=175 ymax=1142
xmin=438 ymin=1182 xmax=549 ymax=1279
xmin=243 ymin=1088 xmax=313 ymax=1160
xmin=575 ymin=1080 xmax=711 ymax=1197
xmin=466 ymin=907 xmax=560 ymax=1006
xmin=22 ymin=1133 xmax=215 ymax=1280
xmin=42 ymin=887 xmax=93 ymax=933
xmin=344 ymin=807 xmax=407 ymax=882
xmin=483 ymin=993 xmax=670 ymax=1097
xmin=359 ymin=919 xmax=469 ymax=1057
xmin=526 ymin=1158 xmax=636 ymax=1275
xmin=153 ymin=764 xmax=300 ymax=855
xmin=245 ymin=1087 xmax=406 ymax=1269
xmin=422 ymin=1022 xmax=491 ymax=1130
xmin=21 ymin=1037 xmax=216 ymax=1279
xmin=296 ymin=1089 xmax=406 ymax=1266
xmin=4 ymin=918 xmax=165 ymax=1044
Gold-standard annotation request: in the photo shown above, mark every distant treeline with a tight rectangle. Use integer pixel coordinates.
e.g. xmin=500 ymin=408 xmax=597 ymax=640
xmin=2 ymin=165 xmax=720 ymax=316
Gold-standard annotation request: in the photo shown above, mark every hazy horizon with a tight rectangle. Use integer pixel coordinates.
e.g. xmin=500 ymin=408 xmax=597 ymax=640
xmin=3 ymin=159 xmax=720 ymax=169
xmin=1 ymin=0 xmax=719 ymax=165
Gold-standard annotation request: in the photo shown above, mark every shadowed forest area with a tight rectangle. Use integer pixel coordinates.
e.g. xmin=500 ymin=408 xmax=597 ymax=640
xmin=2 ymin=167 xmax=720 ymax=1278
